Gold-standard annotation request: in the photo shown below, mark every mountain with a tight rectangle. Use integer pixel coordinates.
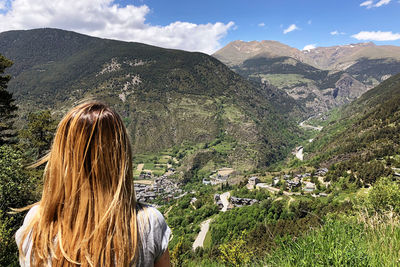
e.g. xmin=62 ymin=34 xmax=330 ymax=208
xmin=213 ymin=40 xmax=400 ymax=115
xmin=305 ymin=72 xmax=400 ymax=183
xmin=0 ymin=28 xmax=302 ymax=168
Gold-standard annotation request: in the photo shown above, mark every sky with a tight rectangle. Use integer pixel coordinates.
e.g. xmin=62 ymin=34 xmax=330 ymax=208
xmin=0 ymin=0 xmax=400 ymax=54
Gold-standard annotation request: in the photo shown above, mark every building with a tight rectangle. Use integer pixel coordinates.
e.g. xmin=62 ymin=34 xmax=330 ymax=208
xmin=304 ymin=182 xmax=316 ymax=192
xmin=248 ymin=176 xmax=260 ymax=189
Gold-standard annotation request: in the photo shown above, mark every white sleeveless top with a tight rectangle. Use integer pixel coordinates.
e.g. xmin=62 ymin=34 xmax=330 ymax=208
xmin=15 ymin=204 xmax=171 ymax=267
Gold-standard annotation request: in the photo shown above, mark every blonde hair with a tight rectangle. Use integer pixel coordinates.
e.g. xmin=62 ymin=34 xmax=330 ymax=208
xmin=18 ymin=101 xmax=138 ymax=266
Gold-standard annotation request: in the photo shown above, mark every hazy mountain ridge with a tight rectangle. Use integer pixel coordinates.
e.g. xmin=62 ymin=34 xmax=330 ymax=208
xmin=214 ymin=40 xmax=400 ymax=70
xmin=213 ymin=40 xmax=400 ymax=115
xmin=0 ymin=28 xmax=302 ymax=167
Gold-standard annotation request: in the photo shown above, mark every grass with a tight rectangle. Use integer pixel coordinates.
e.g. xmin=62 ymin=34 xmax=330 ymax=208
xmin=186 ymin=260 xmax=224 ymax=267
xmin=263 ymin=212 xmax=400 ymax=266
xmin=152 ymin=169 xmax=166 ymax=177
xmin=211 ymin=141 xmax=235 ymax=155
xmin=158 ymin=156 xmax=171 ymax=164
xmin=143 ymin=163 xmax=156 ymax=170
xmin=203 ymin=229 xmax=212 ymax=249
xmin=250 ymin=74 xmax=313 ymax=88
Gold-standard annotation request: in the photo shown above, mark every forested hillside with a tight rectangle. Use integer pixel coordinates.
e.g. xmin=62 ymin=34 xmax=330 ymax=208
xmin=308 ymin=72 xmax=400 ymax=169
xmin=0 ymin=28 xmax=303 ymax=168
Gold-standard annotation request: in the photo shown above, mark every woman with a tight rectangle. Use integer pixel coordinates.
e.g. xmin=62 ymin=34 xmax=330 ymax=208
xmin=15 ymin=101 xmax=171 ymax=266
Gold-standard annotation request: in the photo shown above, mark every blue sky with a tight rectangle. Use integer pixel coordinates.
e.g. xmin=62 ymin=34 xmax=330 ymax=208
xmin=1 ymin=0 xmax=399 ymax=53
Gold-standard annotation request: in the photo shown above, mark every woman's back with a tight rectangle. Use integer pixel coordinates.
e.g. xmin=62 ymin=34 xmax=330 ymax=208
xmin=15 ymin=102 xmax=171 ymax=266
xmin=16 ymin=203 xmax=171 ymax=266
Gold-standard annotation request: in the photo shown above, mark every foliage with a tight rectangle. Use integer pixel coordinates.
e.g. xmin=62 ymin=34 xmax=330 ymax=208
xmin=167 ymin=190 xmax=219 ymax=250
xmin=264 ymin=212 xmax=400 ymax=267
xmin=0 ymin=145 xmax=40 ymax=266
xmin=308 ymin=73 xmax=400 ymax=175
xmin=0 ymin=145 xmax=38 ymax=212
xmin=218 ymin=230 xmax=253 ymax=267
xmin=366 ymin=177 xmax=400 ymax=213
xmin=170 ymin=237 xmax=188 ymax=267
xmin=0 ymin=210 xmax=19 ymax=266
xmin=0 ymin=54 xmax=17 ymax=145
xmin=230 ymin=186 xmax=270 ymax=201
xmin=3 ymin=28 xmax=301 ymax=167
xmin=264 ymin=219 xmax=369 ymax=266
xmin=19 ymin=110 xmax=57 ymax=159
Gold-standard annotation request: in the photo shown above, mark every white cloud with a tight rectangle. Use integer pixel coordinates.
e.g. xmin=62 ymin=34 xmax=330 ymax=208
xmin=360 ymin=0 xmax=374 ymax=7
xmin=330 ymin=30 xmax=345 ymax=35
xmin=360 ymin=0 xmax=391 ymax=8
xmin=303 ymin=44 xmax=316 ymax=51
xmin=0 ymin=0 xmax=7 ymax=10
xmin=352 ymin=31 xmax=400 ymax=41
xmin=283 ymin=24 xmax=299 ymax=34
xmin=375 ymin=0 xmax=391 ymax=7
xmin=307 ymin=20 xmax=312 ymax=25
xmin=258 ymin=22 xmax=265 ymax=27
xmin=0 ymin=0 xmax=234 ymax=54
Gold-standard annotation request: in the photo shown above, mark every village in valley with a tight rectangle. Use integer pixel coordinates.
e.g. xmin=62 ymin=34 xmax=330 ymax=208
xmin=134 ymin=149 xmax=332 ymax=209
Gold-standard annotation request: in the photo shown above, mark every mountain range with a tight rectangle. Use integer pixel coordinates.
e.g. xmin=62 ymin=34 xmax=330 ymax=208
xmin=213 ymin=40 xmax=400 ymax=114
xmin=0 ymin=28 xmax=301 ymax=168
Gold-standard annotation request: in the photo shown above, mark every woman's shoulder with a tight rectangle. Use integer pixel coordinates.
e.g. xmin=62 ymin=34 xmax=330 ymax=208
xmin=135 ymin=203 xmax=171 ymax=264
xmin=16 ymin=204 xmax=40 ymax=241
xmin=136 ymin=203 xmax=166 ymax=226
xmin=23 ymin=205 xmax=40 ymax=223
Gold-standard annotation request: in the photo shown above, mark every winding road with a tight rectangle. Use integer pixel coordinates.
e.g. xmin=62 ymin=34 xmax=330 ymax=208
xmin=192 ymin=191 xmax=231 ymax=250
xmin=220 ymin=192 xmax=230 ymax=212
xmin=295 ymin=147 xmax=304 ymax=161
xmin=299 ymin=120 xmax=323 ymax=131
xmin=192 ymin=219 xmax=212 ymax=251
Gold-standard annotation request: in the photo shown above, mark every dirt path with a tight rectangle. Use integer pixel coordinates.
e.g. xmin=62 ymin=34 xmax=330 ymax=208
xmin=164 ymin=206 xmax=173 ymax=218
xmin=136 ymin=163 xmax=144 ymax=172
xmin=192 ymin=219 xmax=212 ymax=251
xmin=261 ymin=184 xmax=300 ymax=196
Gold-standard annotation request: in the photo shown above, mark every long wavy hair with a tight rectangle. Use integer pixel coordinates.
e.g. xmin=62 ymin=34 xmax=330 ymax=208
xmin=18 ymin=101 xmax=138 ymax=266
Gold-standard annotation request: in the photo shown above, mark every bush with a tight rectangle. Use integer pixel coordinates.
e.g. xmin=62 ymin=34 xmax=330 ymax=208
xmin=0 ymin=145 xmax=39 ymax=266
xmin=367 ymin=177 xmax=400 ymax=213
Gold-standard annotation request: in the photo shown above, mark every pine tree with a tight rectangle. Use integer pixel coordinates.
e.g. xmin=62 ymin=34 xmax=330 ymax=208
xmin=0 ymin=54 xmax=17 ymax=145
xmin=19 ymin=110 xmax=57 ymax=158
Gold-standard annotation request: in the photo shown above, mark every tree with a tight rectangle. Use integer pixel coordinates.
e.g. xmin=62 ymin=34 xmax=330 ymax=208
xmin=0 ymin=145 xmax=40 ymax=265
xmin=218 ymin=230 xmax=253 ymax=267
xmin=170 ymin=237 xmax=189 ymax=267
xmin=19 ymin=110 xmax=57 ymax=158
xmin=367 ymin=177 xmax=400 ymax=213
xmin=0 ymin=54 xmax=17 ymax=145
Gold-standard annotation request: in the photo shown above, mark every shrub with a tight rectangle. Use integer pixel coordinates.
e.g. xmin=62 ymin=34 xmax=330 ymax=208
xmin=367 ymin=177 xmax=400 ymax=213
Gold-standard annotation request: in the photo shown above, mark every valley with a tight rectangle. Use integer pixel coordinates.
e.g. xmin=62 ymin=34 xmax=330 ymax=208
xmin=2 ymin=28 xmax=400 ymax=266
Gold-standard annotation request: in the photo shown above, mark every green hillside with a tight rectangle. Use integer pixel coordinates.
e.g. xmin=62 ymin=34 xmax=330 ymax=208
xmin=306 ymin=73 xmax=400 ymax=184
xmin=0 ymin=28 xmax=302 ymax=168
xmin=233 ymin=56 xmax=345 ymax=90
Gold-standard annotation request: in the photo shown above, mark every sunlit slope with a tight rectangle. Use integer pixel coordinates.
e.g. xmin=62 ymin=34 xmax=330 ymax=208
xmin=0 ymin=28 xmax=302 ymax=166
xmin=307 ymin=72 xmax=400 ymax=165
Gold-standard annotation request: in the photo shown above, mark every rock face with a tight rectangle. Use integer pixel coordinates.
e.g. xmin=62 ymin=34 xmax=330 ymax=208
xmin=334 ymin=74 xmax=367 ymax=100
xmin=213 ymin=41 xmax=400 ymax=115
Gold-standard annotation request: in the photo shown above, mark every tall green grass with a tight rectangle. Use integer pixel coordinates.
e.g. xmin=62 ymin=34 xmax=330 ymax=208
xmin=263 ymin=213 xmax=400 ymax=266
